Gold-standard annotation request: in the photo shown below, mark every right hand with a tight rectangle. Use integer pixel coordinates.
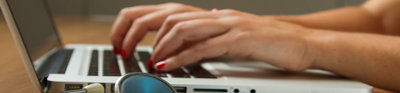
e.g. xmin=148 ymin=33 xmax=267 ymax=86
xmin=110 ymin=3 xmax=206 ymax=59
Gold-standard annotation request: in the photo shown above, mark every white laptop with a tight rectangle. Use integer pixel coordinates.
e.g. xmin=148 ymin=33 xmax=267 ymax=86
xmin=0 ymin=0 xmax=373 ymax=93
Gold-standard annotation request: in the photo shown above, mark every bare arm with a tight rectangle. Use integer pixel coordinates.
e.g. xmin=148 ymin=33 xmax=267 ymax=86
xmin=271 ymin=0 xmax=400 ymax=35
xmin=305 ymin=28 xmax=400 ymax=92
xmin=272 ymin=1 xmax=400 ymax=90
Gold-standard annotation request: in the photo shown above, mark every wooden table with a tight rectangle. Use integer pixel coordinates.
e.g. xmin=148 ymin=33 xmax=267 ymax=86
xmin=0 ymin=15 xmax=394 ymax=93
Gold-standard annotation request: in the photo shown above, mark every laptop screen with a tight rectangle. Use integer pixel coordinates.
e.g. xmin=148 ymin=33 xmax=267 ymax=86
xmin=6 ymin=0 xmax=62 ymax=62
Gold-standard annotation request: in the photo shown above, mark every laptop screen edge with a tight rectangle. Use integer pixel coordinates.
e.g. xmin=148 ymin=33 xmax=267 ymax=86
xmin=0 ymin=0 xmax=63 ymax=92
xmin=0 ymin=0 xmax=43 ymax=92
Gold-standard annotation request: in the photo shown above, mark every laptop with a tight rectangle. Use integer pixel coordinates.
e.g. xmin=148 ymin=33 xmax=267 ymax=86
xmin=0 ymin=0 xmax=373 ymax=93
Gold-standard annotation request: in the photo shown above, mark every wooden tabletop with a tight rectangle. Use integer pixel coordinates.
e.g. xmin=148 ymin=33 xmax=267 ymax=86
xmin=0 ymin=15 xmax=394 ymax=93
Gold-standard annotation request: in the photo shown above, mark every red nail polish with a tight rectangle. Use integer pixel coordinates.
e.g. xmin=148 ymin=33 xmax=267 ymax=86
xmin=155 ymin=61 xmax=166 ymax=70
xmin=113 ymin=46 xmax=119 ymax=54
xmin=147 ymin=59 xmax=153 ymax=69
xmin=121 ymin=49 xmax=126 ymax=58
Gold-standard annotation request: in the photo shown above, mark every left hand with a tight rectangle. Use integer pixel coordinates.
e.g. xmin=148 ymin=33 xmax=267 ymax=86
xmin=151 ymin=9 xmax=314 ymax=71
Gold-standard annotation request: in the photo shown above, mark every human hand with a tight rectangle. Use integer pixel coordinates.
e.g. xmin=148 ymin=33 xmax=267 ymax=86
xmin=110 ymin=3 xmax=206 ymax=59
xmin=151 ymin=9 xmax=315 ymax=71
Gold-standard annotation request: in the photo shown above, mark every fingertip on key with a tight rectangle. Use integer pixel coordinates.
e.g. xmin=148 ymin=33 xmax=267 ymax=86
xmin=113 ymin=46 xmax=119 ymax=54
xmin=147 ymin=59 xmax=153 ymax=69
xmin=155 ymin=61 xmax=166 ymax=70
xmin=121 ymin=49 xmax=126 ymax=58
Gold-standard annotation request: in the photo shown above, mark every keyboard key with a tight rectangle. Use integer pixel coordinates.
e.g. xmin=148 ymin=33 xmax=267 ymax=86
xmin=168 ymin=68 xmax=190 ymax=78
xmin=137 ymin=51 xmax=189 ymax=78
xmin=88 ymin=50 xmax=98 ymax=76
xmin=103 ymin=50 xmax=121 ymax=76
xmin=149 ymin=70 xmax=167 ymax=77
xmin=123 ymin=58 xmax=142 ymax=73
xmin=138 ymin=51 xmax=151 ymax=62
xmin=185 ymin=64 xmax=216 ymax=78
xmin=58 ymin=49 xmax=74 ymax=74
xmin=137 ymin=51 xmax=152 ymax=71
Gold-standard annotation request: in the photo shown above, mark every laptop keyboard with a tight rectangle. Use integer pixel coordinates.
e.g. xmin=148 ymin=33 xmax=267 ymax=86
xmin=122 ymin=56 xmax=142 ymax=73
xmin=88 ymin=50 xmax=217 ymax=78
xmin=88 ymin=50 xmax=98 ymax=76
xmin=186 ymin=64 xmax=217 ymax=78
xmin=103 ymin=51 xmax=121 ymax=76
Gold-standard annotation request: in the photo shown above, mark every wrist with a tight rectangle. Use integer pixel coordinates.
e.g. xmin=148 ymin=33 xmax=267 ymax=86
xmin=301 ymin=28 xmax=338 ymax=70
xmin=276 ymin=24 xmax=319 ymax=71
xmin=263 ymin=15 xmax=301 ymax=23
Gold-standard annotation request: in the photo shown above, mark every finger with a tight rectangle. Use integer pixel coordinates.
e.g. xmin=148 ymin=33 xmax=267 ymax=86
xmin=121 ymin=8 xmax=194 ymax=59
xmin=154 ymin=34 xmax=230 ymax=71
xmin=110 ymin=5 xmax=158 ymax=53
xmin=152 ymin=19 xmax=230 ymax=62
xmin=153 ymin=12 xmax=222 ymax=49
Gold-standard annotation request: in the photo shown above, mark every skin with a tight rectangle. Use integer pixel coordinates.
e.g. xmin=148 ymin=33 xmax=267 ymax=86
xmin=110 ymin=0 xmax=400 ymax=92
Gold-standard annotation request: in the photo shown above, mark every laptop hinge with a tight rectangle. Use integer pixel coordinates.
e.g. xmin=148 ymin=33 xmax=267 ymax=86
xmin=34 ymin=49 xmax=74 ymax=89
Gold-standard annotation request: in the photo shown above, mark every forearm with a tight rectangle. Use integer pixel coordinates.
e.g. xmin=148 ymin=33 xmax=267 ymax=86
xmin=305 ymin=28 xmax=400 ymax=91
xmin=268 ymin=6 xmax=383 ymax=34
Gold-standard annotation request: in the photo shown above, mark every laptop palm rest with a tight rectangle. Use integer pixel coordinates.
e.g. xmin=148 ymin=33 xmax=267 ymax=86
xmin=203 ymin=56 xmax=343 ymax=80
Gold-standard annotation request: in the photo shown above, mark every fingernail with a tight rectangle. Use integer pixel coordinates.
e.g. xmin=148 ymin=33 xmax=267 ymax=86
xmin=121 ymin=49 xmax=126 ymax=58
xmin=155 ymin=61 xmax=166 ymax=70
xmin=113 ymin=46 xmax=119 ymax=54
xmin=147 ymin=59 xmax=153 ymax=69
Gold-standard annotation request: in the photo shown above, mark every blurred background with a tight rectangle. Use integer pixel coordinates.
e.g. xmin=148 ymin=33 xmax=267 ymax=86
xmin=46 ymin=0 xmax=364 ymax=20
